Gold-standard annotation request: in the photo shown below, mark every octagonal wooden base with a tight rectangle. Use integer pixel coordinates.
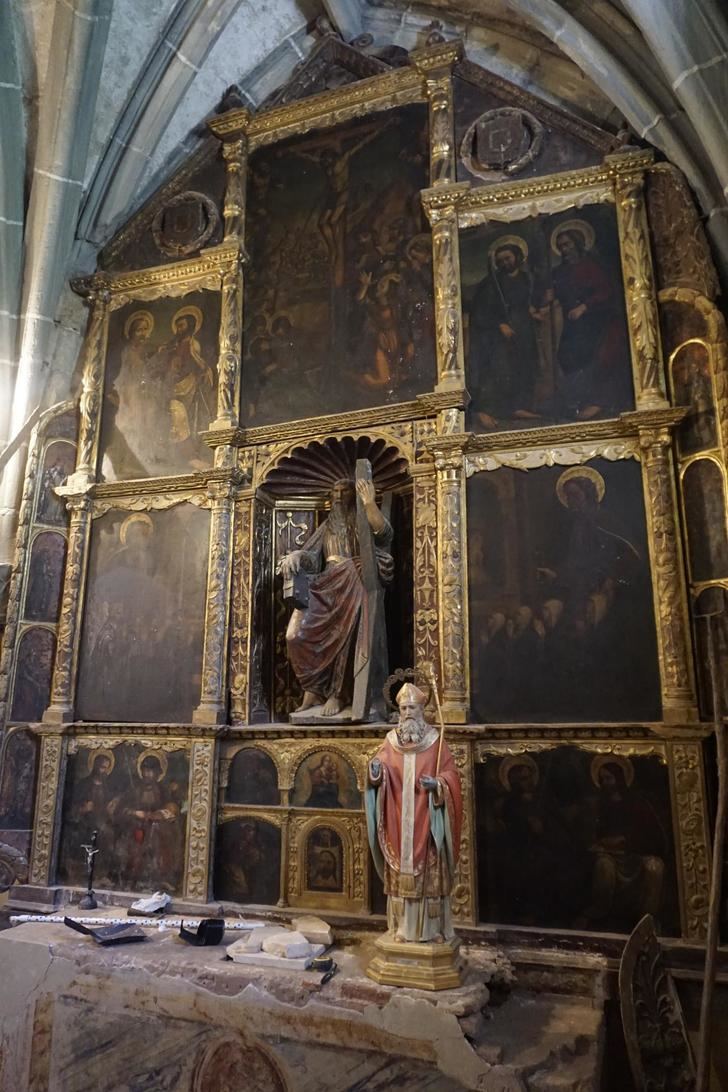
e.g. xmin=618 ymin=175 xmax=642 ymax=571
xmin=365 ymin=934 xmax=464 ymax=991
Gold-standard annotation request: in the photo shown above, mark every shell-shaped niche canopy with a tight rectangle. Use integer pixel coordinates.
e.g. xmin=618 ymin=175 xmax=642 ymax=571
xmin=262 ymin=435 xmax=410 ymax=499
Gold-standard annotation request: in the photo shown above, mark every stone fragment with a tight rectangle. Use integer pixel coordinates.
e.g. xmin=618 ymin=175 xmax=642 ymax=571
xmin=291 ymin=915 xmax=333 ymax=947
xmin=229 ymin=926 xmax=284 ymax=955
xmin=262 ymin=930 xmax=315 ymax=960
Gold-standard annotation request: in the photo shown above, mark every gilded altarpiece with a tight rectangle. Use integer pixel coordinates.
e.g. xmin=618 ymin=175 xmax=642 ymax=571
xmin=0 ymin=39 xmax=719 ymax=947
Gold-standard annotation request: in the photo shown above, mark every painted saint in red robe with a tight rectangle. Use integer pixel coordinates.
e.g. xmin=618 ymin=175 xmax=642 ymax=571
xmin=366 ymin=683 xmax=462 ymax=942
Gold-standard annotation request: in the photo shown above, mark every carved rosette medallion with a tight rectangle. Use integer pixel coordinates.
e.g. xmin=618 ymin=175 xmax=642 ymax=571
xmin=185 ymin=740 xmax=216 ymax=900
xmin=74 ymin=288 xmax=111 ymax=482
xmin=670 ymin=741 xmax=710 ymax=939
xmin=616 ymin=172 xmax=667 ymax=409
xmin=435 ymin=449 xmax=468 ymax=721
xmin=29 ymin=732 xmax=65 ymax=885
xmin=639 ymin=429 xmax=696 ymax=720
xmin=412 ymin=464 xmax=440 ymax=688
xmin=229 ymin=493 xmax=254 ymax=724
xmin=43 ymin=495 xmax=92 ymax=723
xmin=194 ymin=480 xmax=236 ymax=725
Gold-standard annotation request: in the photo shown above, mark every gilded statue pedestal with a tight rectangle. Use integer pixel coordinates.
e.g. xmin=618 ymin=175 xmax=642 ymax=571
xmin=366 ymin=934 xmax=464 ymax=991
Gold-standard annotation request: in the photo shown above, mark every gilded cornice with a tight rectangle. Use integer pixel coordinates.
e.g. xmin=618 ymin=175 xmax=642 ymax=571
xmin=63 ymin=723 xmax=226 ymax=741
xmin=200 ymin=390 xmax=466 ymax=450
xmin=72 ymin=242 xmax=241 ymax=301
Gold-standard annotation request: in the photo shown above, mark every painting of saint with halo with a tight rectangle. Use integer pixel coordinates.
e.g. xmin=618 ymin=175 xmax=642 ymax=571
xmin=99 ymin=292 xmax=220 ymax=480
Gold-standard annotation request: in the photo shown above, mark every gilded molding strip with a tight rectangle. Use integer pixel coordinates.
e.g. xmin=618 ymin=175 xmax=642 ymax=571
xmin=639 ymin=428 xmax=697 ymax=721
xmin=42 ymin=496 xmax=92 ymax=724
xmin=28 ymin=732 xmax=66 ymax=885
xmin=669 ymin=740 xmax=710 ymax=940
xmin=229 ymin=494 xmax=254 ymax=724
xmin=184 ymin=739 xmax=217 ymax=900
xmin=91 ymin=491 xmax=210 ymax=517
xmin=66 ymin=734 xmax=213 ymax=750
xmin=73 ymin=243 xmax=239 ymax=306
xmin=616 ymin=171 xmax=668 ymax=408
xmin=435 ymin=446 xmax=468 ymax=722
xmin=474 ymin=740 xmax=668 ymax=761
xmin=465 ymin=438 xmax=641 ymax=475
xmin=193 ymin=480 xmax=237 ymax=726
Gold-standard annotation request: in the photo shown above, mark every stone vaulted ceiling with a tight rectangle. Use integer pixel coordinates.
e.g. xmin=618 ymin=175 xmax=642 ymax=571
xmin=0 ymin=0 xmax=727 ymax=558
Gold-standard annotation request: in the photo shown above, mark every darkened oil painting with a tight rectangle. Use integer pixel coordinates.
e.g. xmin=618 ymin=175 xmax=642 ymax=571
xmin=35 ymin=440 xmax=75 ymax=525
xmin=75 ymin=505 xmax=210 ymax=723
xmin=468 ymin=459 xmax=661 ymax=721
xmin=226 ymin=747 xmax=279 ymax=806
xmin=99 ymin=291 xmax=220 ymax=481
xmin=682 ymin=458 xmax=728 ymax=583
xmin=476 ymin=747 xmax=679 ymax=935
xmin=243 ymin=103 xmax=433 ymax=427
xmin=670 ymin=341 xmax=717 ymax=456
xmin=214 ymin=818 xmax=281 ymax=905
xmin=0 ymin=729 xmax=39 ymax=829
xmin=9 ymin=627 xmax=55 ymax=723
xmin=25 ymin=531 xmax=66 ymax=622
xmin=291 ymin=750 xmax=361 ymax=810
xmin=306 ymin=826 xmax=344 ymax=893
xmin=461 ymin=204 xmax=634 ymax=432
xmin=57 ymin=743 xmax=189 ymax=894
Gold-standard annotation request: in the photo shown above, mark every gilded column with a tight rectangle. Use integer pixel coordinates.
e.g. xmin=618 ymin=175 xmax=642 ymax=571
xmin=194 ymin=477 xmax=237 ymax=725
xmin=28 ymin=727 xmax=67 ymax=885
xmin=222 ymin=132 xmax=247 ymax=241
xmin=615 ymin=167 xmax=669 ymax=410
xmin=229 ymin=487 xmax=254 ymax=725
xmin=42 ymin=494 xmax=92 ymax=724
xmin=210 ymin=255 xmax=244 ymax=430
xmin=184 ymin=737 xmax=217 ymax=901
xmin=669 ymin=739 xmax=710 ymax=940
xmin=411 ymin=41 xmax=462 ymax=186
xmin=412 ymin=461 xmax=440 ymax=689
xmin=427 ymin=200 xmax=468 ymax=391
xmin=435 ymin=445 xmax=469 ymax=723
xmin=69 ymin=285 xmax=111 ymax=487
xmin=639 ymin=427 xmax=697 ymax=721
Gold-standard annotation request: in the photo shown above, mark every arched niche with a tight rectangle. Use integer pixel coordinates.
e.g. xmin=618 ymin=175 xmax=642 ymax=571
xmin=246 ymin=433 xmax=413 ymax=723
xmin=225 ymin=746 xmax=280 ymax=806
xmin=213 ymin=816 xmax=282 ymax=906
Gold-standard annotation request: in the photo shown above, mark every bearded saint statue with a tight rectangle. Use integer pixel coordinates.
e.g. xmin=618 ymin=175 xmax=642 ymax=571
xmin=279 ymin=477 xmax=393 ymax=718
xmin=366 ymin=683 xmax=462 ymax=943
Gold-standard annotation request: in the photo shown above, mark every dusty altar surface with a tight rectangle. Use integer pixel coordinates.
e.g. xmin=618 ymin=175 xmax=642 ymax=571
xmin=0 ymin=914 xmax=605 ymax=1091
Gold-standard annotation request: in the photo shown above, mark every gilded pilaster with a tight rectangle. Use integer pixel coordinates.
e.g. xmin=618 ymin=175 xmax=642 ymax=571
xmin=28 ymin=728 xmax=67 ymax=885
xmin=411 ymin=42 xmax=462 ymax=186
xmin=449 ymin=741 xmax=476 ymax=924
xmin=42 ymin=494 xmax=92 ymax=724
xmin=210 ymin=256 xmax=244 ymax=430
xmin=221 ymin=132 xmax=248 ymax=242
xmin=412 ymin=462 xmax=440 ymax=690
xmin=426 ymin=198 xmax=469 ymax=392
xmin=615 ymin=168 xmax=668 ymax=410
xmin=184 ymin=738 xmax=217 ymax=900
xmin=229 ymin=488 xmax=255 ymax=725
xmin=435 ymin=444 xmax=468 ymax=723
xmin=194 ymin=478 xmax=237 ymax=725
xmin=70 ymin=287 xmax=110 ymax=487
xmin=639 ymin=427 xmax=697 ymax=721
xmin=669 ymin=739 xmax=710 ymax=940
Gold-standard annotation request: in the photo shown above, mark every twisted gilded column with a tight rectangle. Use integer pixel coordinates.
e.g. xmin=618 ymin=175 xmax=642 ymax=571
xmin=435 ymin=444 xmax=468 ymax=723
xmin=69 ymin=285 xmax=111 ymax=487
xmin=639 ymin=426 xmax=697 ymax=721
xmin=615 ymin=165 xmax=669 ymax=411
xmin=42 ymin=495 xmax=92 ymax=724
xmin=193 ymin=477 xmax=237 ymax=725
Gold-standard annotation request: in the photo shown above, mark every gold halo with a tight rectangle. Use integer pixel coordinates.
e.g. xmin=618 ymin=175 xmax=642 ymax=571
xmin=488 ymin=234 xmax=529 ymax=264
xmin=123 ymin=309 xmax=154 ymax=339
xmin=119 ymin=512 xmax=154 ymax=545
xmin=171 ymin=305 xmax=203 ymax=335
xmin=591 ymin=753 xmax=634 ymax=789
xmin=405 ymin=233 xmax=432 ymax=261
xmin=86 ymin=746 xmax=116 ymax=775
xmin=136 ymin=748 xmax=168 ymax=782
xmin=555 ymin=466 xmax=606 ymax=507
xmin=498 ymin=754 xmax=539 ymax=792
xmin=551 ymin=219 xmax=596 ymax=257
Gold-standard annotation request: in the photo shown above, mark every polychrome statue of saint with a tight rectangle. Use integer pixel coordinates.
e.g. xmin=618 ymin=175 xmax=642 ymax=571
xmin=366 ymin=682 xmax=462 ymax=945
